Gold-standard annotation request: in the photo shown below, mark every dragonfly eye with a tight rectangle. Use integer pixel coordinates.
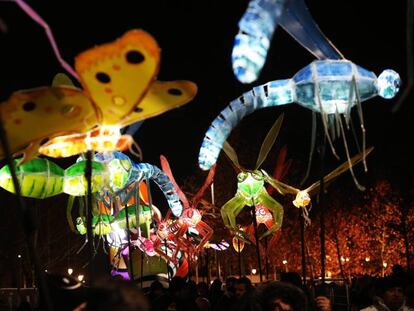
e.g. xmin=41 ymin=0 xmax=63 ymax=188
xmin=252 ymin=171 xmax=263 ymax=180
xmin=237 ymin=172 xmax=248 ymax=182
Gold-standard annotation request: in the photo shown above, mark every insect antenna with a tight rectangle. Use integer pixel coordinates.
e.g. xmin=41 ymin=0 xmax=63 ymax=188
xmin=254 ymin=113 xmax=284 ymax=170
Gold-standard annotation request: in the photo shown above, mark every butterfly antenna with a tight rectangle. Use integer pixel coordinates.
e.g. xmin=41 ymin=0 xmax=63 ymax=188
xmin=14 ymin=0 xmax=80 ymax=81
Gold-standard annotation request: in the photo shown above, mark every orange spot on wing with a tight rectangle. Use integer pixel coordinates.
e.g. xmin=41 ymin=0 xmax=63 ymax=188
xmin=112 ymin=64 xmax=121 ymax=71
xmin=104 ymin=87 xmax=112 ymax=94
xmin=14 ymin=118 xmax=22 ymax=125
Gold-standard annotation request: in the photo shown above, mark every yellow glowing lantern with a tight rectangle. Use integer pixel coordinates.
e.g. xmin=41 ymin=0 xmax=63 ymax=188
xmin=232 ymin=236 xmax=245 ymax=253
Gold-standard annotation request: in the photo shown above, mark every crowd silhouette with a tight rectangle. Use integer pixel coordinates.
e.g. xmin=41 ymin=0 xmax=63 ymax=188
xmin=11 ymin=263 xmax=413 ymax=311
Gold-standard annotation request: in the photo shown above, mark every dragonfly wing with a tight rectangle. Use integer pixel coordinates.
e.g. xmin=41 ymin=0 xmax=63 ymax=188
xmin=279 ymin=0 xmax=344 ymax=60
xmin=305 ymin=147 xmax=374 ymax=195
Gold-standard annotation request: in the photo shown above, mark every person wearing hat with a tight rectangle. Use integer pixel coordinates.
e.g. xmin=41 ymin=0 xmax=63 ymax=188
xmin=360 ymin=276 xmax=410 ymax=311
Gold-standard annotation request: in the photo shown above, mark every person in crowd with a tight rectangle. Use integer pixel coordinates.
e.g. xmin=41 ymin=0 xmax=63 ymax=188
xmin=38 ymin=272 xmax=87 ymax=311
xmin=196 ymin=281 xmax=211 ymax=311
xmin=350 ymin=275 xmax=376 ymax=311
xmin=165 ymin=277 xmax=200 ymax=311
xmin=197 ymin=282 xmax=210 ymax=299
xmin=404 ymin=283 xmax=413 ymax=310
xmin=231 ymin=277 xmax=259 ymax=311
xmin=147 ymin=280 xmax=171 ymax=311
xmin=313 ymin=283 xmax=332 ymax=311
xmin=259 ymin=281 xmax=307 ymax=311
xmin=360 ymin=276 xmax=409 ymax=311
xmin=235 ymin=277 xmax=254 ymax=300
xmin=215 ymin=276 xmax=237 ymax=311
xmin=280 ymin=272 xmax=303 ymax=289
xmin=209 ymin=279 xmax=223 ymax=309
xmin=73 ymin=277 xmax=150 ymax=311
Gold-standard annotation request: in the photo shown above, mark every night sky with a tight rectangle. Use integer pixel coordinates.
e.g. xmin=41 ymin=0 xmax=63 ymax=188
xmin=0 ymin=0 xmax=412 ymax=282
xmin=0 ymin=1 xmax=411 ymax=179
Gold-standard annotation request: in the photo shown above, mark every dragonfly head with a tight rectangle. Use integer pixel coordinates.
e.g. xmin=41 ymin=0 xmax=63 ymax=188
xmin=377 ymin=69 xmax=401 ymax=99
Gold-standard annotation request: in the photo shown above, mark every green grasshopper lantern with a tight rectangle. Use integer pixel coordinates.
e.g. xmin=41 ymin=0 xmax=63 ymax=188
xmin=221 ymin=114 xmax=373 ymax=242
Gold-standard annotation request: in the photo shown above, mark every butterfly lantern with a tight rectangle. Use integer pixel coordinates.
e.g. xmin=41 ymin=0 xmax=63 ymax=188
xmin=0 ymin=27 xmax=197 ymax=164
xmin=219 ymin=114 xmax=374 ymax=243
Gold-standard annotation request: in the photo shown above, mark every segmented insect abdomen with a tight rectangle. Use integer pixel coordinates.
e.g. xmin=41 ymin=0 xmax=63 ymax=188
xmin=133 ymin=163 xmax=183 ymax=217
xmin=63 ymin=161 xmax=108 ymax=196
xmin=0 ymin=158 xmax=64 ymax=198
xmin=199 ymin=79 xmax=294 ymax=170
xmin=232 ymin=0 xmax=286 ymax=83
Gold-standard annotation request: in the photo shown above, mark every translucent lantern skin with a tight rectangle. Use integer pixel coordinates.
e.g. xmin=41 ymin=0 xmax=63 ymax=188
xmin=94 ymin=152 xmax=183 ymax=217
xmin=1 ymin=29 xmax=197 ymax=163
xmin=0 ymin=152 xmax=183 ymax=217
xmin=116 ymin=234 xmax=187 ymax=280
xmin=232 ymin=0 xmax=287 ymax=83
xmin=292 ymin=191 xmax=311 ymax=208
xmin=112 ymin=204 xmax=153 ymax=235
xmin=157 ymin=155 xmax=215 ymax=262
xmin=152 ymin=208 xmax=213 ymax=264
xmin=76 ymin=214 xmax=113 ymax=236
xmin=64 ymin=161 xmax=107 ymax=196
xmin=198 ymin=60 xmax=400 ymax=171
xmin=153 ymin=219 xmax=186 ymax=264
xmin=0 ymin=157 xmax=64 ymax=199
xmin=0 ymin=86 xmax=98 ymax=164
xmin=232 ymin=236 xmax=245 ymax=253
xmin=221 ymin=170 xmax=283 ymax=242
xmin=76 ymin=204 xmax=153 ymax=240
xmin=232 ymin=0 xmax=347 ymax=84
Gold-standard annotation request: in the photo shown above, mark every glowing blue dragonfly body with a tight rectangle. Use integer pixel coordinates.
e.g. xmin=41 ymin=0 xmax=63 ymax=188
xmin=201 ymin=0 xmax=401 ymax=189
xmin=199 ymin=60 xmax=400 ymax=188
xmin=232 ymin=0 xmax=344 ymax=83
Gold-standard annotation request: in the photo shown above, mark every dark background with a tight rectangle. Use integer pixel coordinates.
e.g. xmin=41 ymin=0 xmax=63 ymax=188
xmin=0 ymin=0 xmax=412 ymax=284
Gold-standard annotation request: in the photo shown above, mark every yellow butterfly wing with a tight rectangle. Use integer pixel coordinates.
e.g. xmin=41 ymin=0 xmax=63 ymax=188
xmin=119 ymin=80 xmax=197 ymax=127
xmin=0 ymin=86 xmax=98 ymax=163
xmin=75 ymin=29 xmax=160 ymax=125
